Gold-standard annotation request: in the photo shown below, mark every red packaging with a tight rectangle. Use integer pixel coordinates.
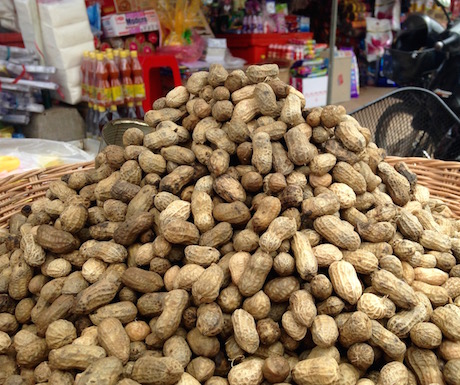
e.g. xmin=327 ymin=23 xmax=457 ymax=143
xmin=85 ymin=0 xmax=117 ymax=16
xmin=135 ymin=33 xmax=146 ymax=44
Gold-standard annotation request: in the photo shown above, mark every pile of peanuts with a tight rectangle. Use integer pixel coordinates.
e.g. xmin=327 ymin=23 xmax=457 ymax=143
xmin=1 ymin=63 xmax=460 ymax=385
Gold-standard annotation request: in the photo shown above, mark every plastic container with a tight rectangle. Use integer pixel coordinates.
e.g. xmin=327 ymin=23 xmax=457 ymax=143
xmin=218 ymin=32 xmax=313 ymax=64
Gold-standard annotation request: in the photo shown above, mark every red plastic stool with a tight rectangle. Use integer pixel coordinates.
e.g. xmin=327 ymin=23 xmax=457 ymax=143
xmin=139 ymin=53 xmax=182 ymax=112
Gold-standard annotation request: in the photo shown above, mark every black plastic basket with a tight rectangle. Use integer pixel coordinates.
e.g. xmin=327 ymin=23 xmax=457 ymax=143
xmin=350 ymin=87 xmax=460 ymax=160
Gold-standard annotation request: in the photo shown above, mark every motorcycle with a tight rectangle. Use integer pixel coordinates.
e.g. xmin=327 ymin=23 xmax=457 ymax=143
xmin=357 ymin=0 xmax=460 ymax=160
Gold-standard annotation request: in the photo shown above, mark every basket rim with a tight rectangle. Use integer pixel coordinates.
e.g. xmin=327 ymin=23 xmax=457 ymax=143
xmin=0 ymin=161 xmax=95 ymax=228
xmin=385 ymin=156 xmax=460 ymax=218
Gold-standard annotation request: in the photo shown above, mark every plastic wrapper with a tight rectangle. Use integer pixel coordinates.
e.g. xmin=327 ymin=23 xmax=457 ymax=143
xmin=0 ymin=112 xmax=29 ymax=125
xmin=0 ymin=61 xmax=56 ymax=81
xmin=365 ymin=17 xmax=393 ymax=62
xmin=374 ymin=0 xmax=401 ymax=31
xmin=0 ymin=45 xmax=38 ymax=65
xmin=157 ymin=31 xmax=205 ymax=63
xmin=0 ymin=138 xmax=94 ymax=176
xmin=0 ymin=91 xmax=44 ymax=113
xmin=87 ymin=2 xmax=102 ymax=37
xmin=153 ymin=0 xmax=202 ymax=46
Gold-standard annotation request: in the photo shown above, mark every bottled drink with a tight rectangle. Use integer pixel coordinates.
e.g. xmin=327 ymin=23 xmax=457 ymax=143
xmin=81 ymin=50 xmax=89 ymax=102
xmin=106 ymin=51 xmax=123 ymax=105
xmin=130 ymin=50 xmax=146 ymax=105
xmin=126 ymin=101 xmax=137 ymax=119
xmin=113 ymin=49 xmax=121 ymax=70
xmin=95 ymin=52 xmax=111 ymax=108
xmin=86 ymin=101 xmax=94 ymax=138
xmin=110 ymin=104 xmax=121 ymax=120
xmin=97 ymin=105 xmax=110 ymax=137
xmin=135 ymin=101 xmax=145 ymax=119
xmin=92 ymin=103 xmax=100 ymax=138
xmin=88 ymin=51 xmax=97 ymax=103
xmin=120 ymin=50 xmax=134 ymax=104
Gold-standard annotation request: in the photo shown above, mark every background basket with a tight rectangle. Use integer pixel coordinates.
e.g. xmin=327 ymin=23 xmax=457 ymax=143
xmin=0 ymin=161 xmax=94 ymax=228
xmin=386 ymin=156 xmax=460 ymax=218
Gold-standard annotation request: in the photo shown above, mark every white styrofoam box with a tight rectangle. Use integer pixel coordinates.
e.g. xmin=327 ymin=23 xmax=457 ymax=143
xmin=38 ymin=0 xmax=89 ymax=28
xmin=14 ymin=0 xmax=45 ymax=64
xmin=54 ymin=65 xmax=81 ymax=87
xmin=41 ymin=21 xmax=93 ymax=50
xmin=44 ymin=40 xmax=94 ymax=70
xmin=53 ymin=65 xmax=82 ymax=104
xmin=290 ymin=76 xmax=328 ymax=108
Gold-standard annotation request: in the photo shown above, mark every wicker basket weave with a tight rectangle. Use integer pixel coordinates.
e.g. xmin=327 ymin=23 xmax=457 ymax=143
xmin=0 ymin=161 xmax=94 ymax=228
xmin=385 ymin=156 xmax=460 ymax=218
xmin=0 ymin=156 xmax=459 ymax=228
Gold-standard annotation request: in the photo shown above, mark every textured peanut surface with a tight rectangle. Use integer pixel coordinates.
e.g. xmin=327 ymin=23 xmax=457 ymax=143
xmin=2 ymin=63 xmax=460 ymax=385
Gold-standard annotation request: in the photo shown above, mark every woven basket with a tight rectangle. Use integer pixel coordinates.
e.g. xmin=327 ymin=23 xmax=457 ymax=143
xmin=386 ymin=156 xmax=460 ymax=218
xmin=0 ymin=161 xmax=94 ymax=228
xmin=0 ymin=156 xmax=459 ymax=228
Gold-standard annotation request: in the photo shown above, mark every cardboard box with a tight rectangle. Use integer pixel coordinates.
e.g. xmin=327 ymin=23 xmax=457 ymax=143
xmin=102 ymin=10 xmax=160 ymax=38
xmin=290 ymin=76 xmax=328 ymax=108
xmin=320 ymin=50 xmax=352 ymax=104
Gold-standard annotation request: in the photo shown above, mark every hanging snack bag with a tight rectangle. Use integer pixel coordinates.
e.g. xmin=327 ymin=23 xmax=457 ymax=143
xmin=365 ymin=17 xmax=392 ymax=62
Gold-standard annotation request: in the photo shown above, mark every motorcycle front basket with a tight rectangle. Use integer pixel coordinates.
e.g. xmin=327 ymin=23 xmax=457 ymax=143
xmin=383 ymin=48 xmax=445 ymax=85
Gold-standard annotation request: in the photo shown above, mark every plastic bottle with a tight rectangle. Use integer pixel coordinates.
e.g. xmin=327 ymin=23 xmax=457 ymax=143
xmin=135 ymin=102 xmax=145 ymax=119
xmin=257 ymin=16 xmax=263 ymax=33
xmin=120 ymin=50 xmax=134 ymax=104
xmin=126 ymin=101 xmax=137 ymax=119
xmin=97 ymin=105 xmax=110 ymax=137
xmin=88 ymin=51 xmax=97 ymax=103
xmin=110 ymin=104 xmax=121 ymax=120
xmin=95 ymin=52 xmax=111 ymax=108
xmin=106 ymin=51 xmax=123 ymax=105
xmin=86 ymin=101 xmax=94 ymax=138
xmin=81 ymin=51 xmax=89 ymax=102
xmin=242 ymin=16 xmax=248 ymax=33
xmin=130 ymin=50 xmax=146 ymax=105
xmin=92 ymin=103 xmax=100 ymax=138
xmin=113 ymin=49 xmax=121 ymax=71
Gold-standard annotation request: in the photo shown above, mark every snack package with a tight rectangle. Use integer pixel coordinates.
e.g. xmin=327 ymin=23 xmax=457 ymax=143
xmin=157 ymin=30 xmax=205 ymax=63
xmin=153 ymin=0 xmax=202 ymax=46
xmin=365 ymin=17 xmax=392 ymax=62
xmin=374 ymin=0 xmax=401 ymax=30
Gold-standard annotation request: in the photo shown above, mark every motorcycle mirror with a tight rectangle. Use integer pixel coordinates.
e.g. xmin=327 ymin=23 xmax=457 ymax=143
xmin=435 ymin=0 xmax=451 ymax=8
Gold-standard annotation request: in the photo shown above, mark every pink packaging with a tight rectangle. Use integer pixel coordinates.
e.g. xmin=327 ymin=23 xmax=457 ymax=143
xmin=102 ymin=10 xmax=160 ymax=38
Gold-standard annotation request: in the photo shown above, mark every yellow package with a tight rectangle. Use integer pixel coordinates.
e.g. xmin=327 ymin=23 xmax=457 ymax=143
xmin=0 ymin=156 xmax=20 ymax=172
xmin=153 ymin=0 xmax=202 ymax=46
